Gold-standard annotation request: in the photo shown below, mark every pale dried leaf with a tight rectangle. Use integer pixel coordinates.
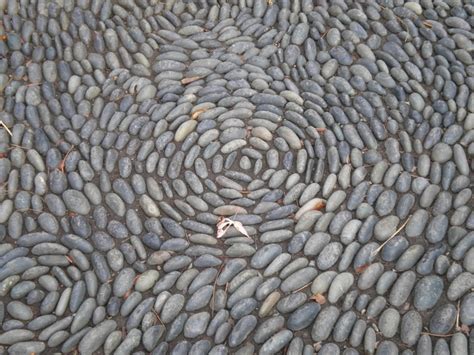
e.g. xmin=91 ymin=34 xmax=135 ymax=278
xmin=310 ymin=293 xmax=326 ymax=304
xmin=216 ymin=218 xmax=232 ymax=239
xmin=216 ymin=217 xmax=232 ymax=239
xmin=216 ymin=217 xmax=251 ymax=239
xmin=181 ymin=76 xmax=201 ymax=85
xmin=232 ymin=220 xmax=251 ymax=239
xmin=215 ymin=227 xmax=228 ymax=239
xmin=191 ymin=109 xmax=206 ymax=120
xmin=355 ymin=263 xmax=370 ymax=274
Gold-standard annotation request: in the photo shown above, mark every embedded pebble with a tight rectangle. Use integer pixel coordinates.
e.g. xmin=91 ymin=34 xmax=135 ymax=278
xmin=429 ymin=304 xmax=457 ymax=335
xmin=413 ymin=276 xmax=444 ymax=311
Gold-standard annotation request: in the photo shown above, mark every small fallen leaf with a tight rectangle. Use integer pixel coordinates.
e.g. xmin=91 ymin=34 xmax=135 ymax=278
xmin=294 ymin=198 xmax=326 ymax=220
xmin=314 ymin=201 xmax=325 ymax=210
xmin=232 ymin=221 xmax=250 ymax=239
xmin=313 ymin=342 xmax=322 ymax=351
xmin=216 ymin=217 xmax=233 ymax=239
xmin=181 ymin=76 xmax=202 ymax=85
xmin=216 ymin=217 xmax=251 ymax=239
xmin=191 ymin=109 xmax=206 ymax=120
xmin=355 ymin=263 xmax=370 ymax=274
xmin=310 ymin=293 xmax=326 ymax=304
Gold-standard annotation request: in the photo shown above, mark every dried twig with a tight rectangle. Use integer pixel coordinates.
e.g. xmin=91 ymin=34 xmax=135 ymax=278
xmin=211 ymin=262 xmax=226 ymax=317
xmin=456 ymin=300 xmax=460 ymax=330
xmin=0 ymin=121 xmax=12 ymax=136
xmin=8 ymin=144 xmax=29 ymax=150
xmin=58 ymin=145 xmax=75 ymax=173
xmin=421 ymin=332 xmax=456 ymax=338
xmin=152 ymin=308 xmax=166 ymax=330
xmin=370 ymin=215 xmax=411 ymax=258
xmin=292 ymin=282 xmax=312 ymax=294
xmin=454 ymin=300 xmax=470 ymax=334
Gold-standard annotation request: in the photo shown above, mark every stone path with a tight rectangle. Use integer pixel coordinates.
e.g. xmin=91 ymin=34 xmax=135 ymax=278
xmin=0 ymin=0 xmax=473 ymax=354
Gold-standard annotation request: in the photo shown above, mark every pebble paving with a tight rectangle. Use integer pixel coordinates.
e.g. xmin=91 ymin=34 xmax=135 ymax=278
xmin=0 ymin=0 xmax=473 ymax=354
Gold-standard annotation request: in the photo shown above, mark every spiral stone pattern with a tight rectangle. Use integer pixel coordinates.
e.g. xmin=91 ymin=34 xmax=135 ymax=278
xmin=0 ymin=0 xmax=473 ymax=354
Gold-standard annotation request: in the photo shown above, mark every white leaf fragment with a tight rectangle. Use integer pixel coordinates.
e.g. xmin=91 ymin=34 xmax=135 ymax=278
xmin=216 ymin=217 xmax=251 ymax=239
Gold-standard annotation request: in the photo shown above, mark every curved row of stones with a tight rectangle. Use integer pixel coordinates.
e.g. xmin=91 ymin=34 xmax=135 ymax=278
xmin=0 ymin=0 xmax=473 ymax=354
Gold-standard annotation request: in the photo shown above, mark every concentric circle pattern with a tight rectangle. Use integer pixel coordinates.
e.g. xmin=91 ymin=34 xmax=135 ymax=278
xmin=0 ymin=0 xmax=473 ymax=354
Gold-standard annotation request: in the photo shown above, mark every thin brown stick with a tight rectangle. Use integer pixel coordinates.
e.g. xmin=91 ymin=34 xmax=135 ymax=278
xmin=58 ymin=145 xmax=75 ymax=173
xmin=8 ymin=144 xmax=30 ymax=150
xmin=456 ymin=300 xmax=460 ymax=330
xmin=421 ymin=332 xmax=456 ymax=338
xmin=292 ymin=282 xmax=312 ymax=294
xmin=152 ymin=309 xmax=166 ymax=330
xmin=371 ymin=215 xmax=412 ymax=258
xmin=211 ymin=262 xmax=226 ymax=317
